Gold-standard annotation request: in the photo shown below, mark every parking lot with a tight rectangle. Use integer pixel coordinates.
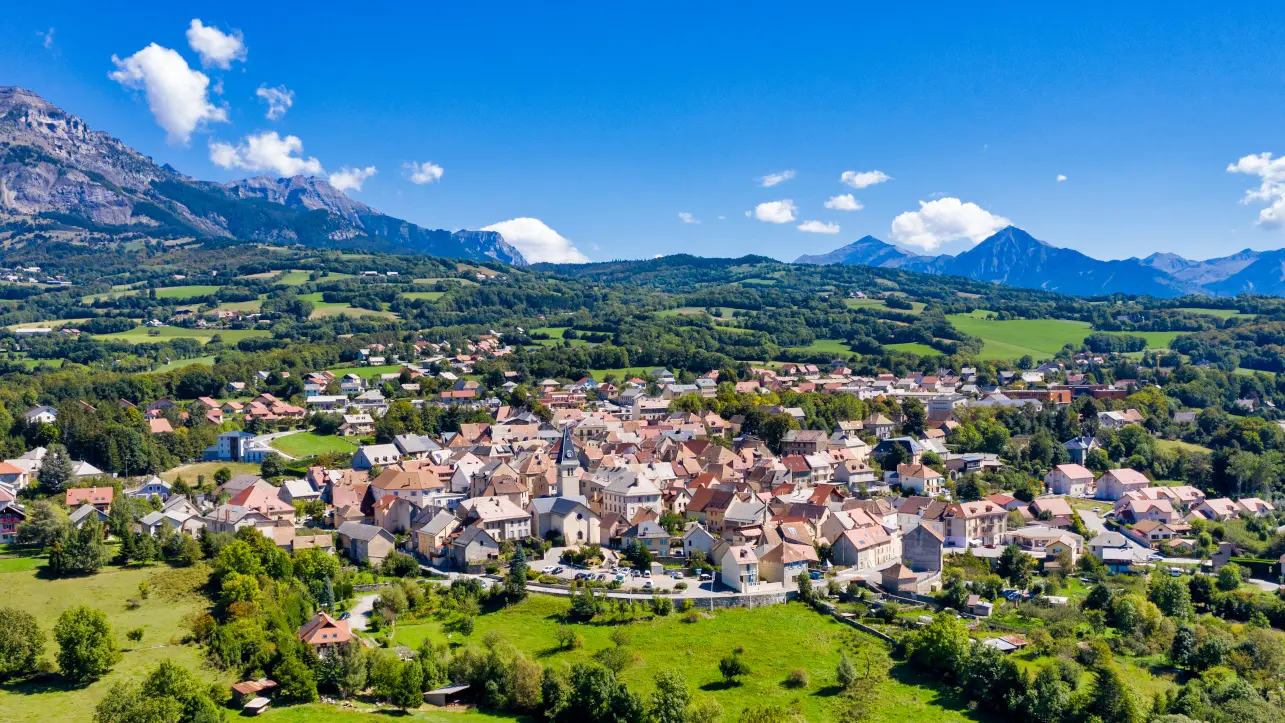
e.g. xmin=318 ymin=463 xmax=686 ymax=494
xmin=530 ymin=546 xmax=718 ymax=595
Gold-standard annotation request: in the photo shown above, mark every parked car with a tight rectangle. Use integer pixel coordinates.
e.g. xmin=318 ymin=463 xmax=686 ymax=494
xmin=642 ymin=570 xmax=651 ymax=578
xmin=699 ymin=572 xmax=713 ymax=582
xmin=553 ymin=566 xmax=565 ymax=574
xmin=671 ymin=570 xmax=685 ymax=580
xmin=809 ymin=570 xmax=823 ymax=580
xmin=541 ymin=565 xmax=556 ymax=574
xmin=643 ymin=580 xmax=654 ymax=590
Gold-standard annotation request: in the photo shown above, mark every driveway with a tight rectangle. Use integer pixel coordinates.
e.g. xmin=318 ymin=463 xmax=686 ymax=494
xmin=347 ymin=592 xmax=379 ymax=631
xmin=253 ymin=430 xmax=306 ymax=460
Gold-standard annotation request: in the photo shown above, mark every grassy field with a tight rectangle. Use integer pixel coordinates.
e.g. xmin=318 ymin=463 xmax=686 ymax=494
xmin=159 ymin=461 xmax=262 ymax=483
xmin=154 ymin=285 xmax=223 ymax=299
xmin=95 ymin=326 xmax=271 ymax=345
xmin=402 ymin=291 xmax=445 ymax=301
xmin=259 ymin=706 xmax=521 ymax=722
xmin=270 ymin=431 xmax=360 ymax=457
xmin=885 ymin=342 xmax=940 ymax=355
xmin=1173 ymin=307 xmax=1250 ymax=319
xmin=8 ymin=318 xmax=92 ymax=331
xmin=0 ymin=563 xmax=228 ymax=722
xmin=1156 ymin=438 xmax=1213 ymax=454
xmin=390 ymin=595 xmax=981 ymax=723
xmin=793 ymin=339 xmax=851 ymax=354
xmin=415 ymin=277 xmax=478 ymax=286
xmin=946 ymin=313 xmax=1176 ymax=360
xmin=589 ymin=367 xmax=650 ymax=381
xmin=529 ymin=327 xmax=589 ymax=347
xmin=844 ymin=298 xmax=926 ymax=314
xmin=155 ymin=355 xmax=217 ymax=371
xmin=329 ymin=363 xmax=404 ymax=379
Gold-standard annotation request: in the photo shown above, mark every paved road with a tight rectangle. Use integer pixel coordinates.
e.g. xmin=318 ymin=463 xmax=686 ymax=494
xmin=253 ymin=430 xmax=307 ymax=460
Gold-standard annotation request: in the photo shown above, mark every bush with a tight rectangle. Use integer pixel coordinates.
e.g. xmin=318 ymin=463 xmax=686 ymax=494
xmin=786 ymin=668 xmax=809 ymax=688
xmin=674 ymin=582 xmax=687 ymax=591
xmin=485 ymin=564 xmax=500 ymax=575
xmin=682 ymin=611 xmax=701 ymax=624
xmin=719 ymin=651 xmax=749 ymax=684
xmin=126 ymin=628 xmax=144 ymax=643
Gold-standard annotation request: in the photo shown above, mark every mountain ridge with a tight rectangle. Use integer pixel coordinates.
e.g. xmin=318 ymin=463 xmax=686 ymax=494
xmin=796 ymin=226 xmax=1283 ymax=298
xmin=0 ymin=86 xmax=526 ymax=265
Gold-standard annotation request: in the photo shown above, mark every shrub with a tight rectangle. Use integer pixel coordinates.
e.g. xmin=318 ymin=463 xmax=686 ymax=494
xmin=674 ymin=582 xmax=687 ymax=591
xmin=786 ymin=668 xmax=809 ymax=688
xmin=682 ymin=611 xmax=701 ymax=624
xmin=126 ymin=628 xmax=144 ymax=643
xmin=719 ymin=651 xmax=749 ymax=684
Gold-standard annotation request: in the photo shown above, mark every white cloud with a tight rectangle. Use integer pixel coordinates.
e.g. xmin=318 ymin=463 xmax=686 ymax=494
xmin=39 ymin=28 xmax=54 ymax=50
xmin=717 ymin=215 xmax=726 ymax=220
xmin=186 ymin=19 xmax=246 ymax=69
xmin=481 ymin=218 xmax=589 ymax=263
xmin=109 ymin=44 xmax=227 ymax=144
xmin=753 ymin=200 xmax=797 ymax=224
xmin=404 ymin=161 xmax=444 ymax=184
xmin=208 ymin=131 xmax=323 ymax=176
xmin=1227 ymin=152 xmax=1285 ymax=229
xmin=798 ymin=220 xmax=840 ymax=234
xmin=824 ymin=193 xmax=863 ymax=211
xmin=256 ymin=85 xmax=294 ymax=120
xmin=678 ymin=211 xmax=700 ymax=224
xmin=1057 ymin=174 xmax=1067 ymax=183
xmin=760 ymin=169 xmax=795 ymax=187
xmin=840 ymin=170 xmax=891 ymax=189
xmin=329 ymin=166 xmax=377 ymax=193
xmin=890 ymin=197 xmax=1011 ymax=250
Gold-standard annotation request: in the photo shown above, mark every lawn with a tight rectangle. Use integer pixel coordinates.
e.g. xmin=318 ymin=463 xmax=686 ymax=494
xmin=792 ymin=339 xmax=851 ymax=354
xmin=1156 ymin=438 xmax=1212 ymax=454
xmin=390 ymin=595 xmax=982 ymax=723
xmin=885 ymin=342 xmax=940 ymax=356
xmin=529 ymin=327 xmax=589 ymax=347
xmin=155 ymin=355 xmax=217 ymax=371
xmin=329 ymin=363 xmax=404 ymax=379
xmin=95 ymin=326 xmax=272 ymax=345
xmin=154 ymin=285 xmax=223 ymax=299
xmin=270 ymin=431 xmax=360 ymax=458
xmin=0 ymin=563 xmax=228 ymax=722
xmin=160 ymin=460 xmax=262 ymax=483
xmin=589 ymin=367 xmax=650 ymax=381
xmin=946 ymin=314 xmax=1177 ymax=361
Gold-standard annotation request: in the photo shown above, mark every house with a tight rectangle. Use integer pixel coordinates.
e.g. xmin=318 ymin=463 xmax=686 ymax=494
xmin=413 ymin=511 xmax=460 ymax=559
xmin=1097 ymin=468 xmax=1150 ymax=500
xmin=369 ymin=466 xmax=444 ymax=503
xmin=352 ymin=444 xmax=402 ymax=470
xmin=337 ymin=522 xmax=397 ymax=565
xmin=682 ymin=522 xmax=718 ymax=558
xmin=0 ymin=461 xmax=30 ymax=489
xmin=297 ymin=612 xmax=351 ymax=652
xmin=942 ymin=500 xmax=1007 ymax=547
xmin=69 ymin=503 xmax=109 ymax=529
xmin=148 ymin=418 xmax=174 ymax=434
xmin=1132 ymin=519 xmax=1190 ymax=546
xmin=1062 ymin=436 xmax=1100 ymax=465
xmin=450 ymin=526 xmax=500 ymax=572
xmin=897 ymin=463 xmax=944 ymax=497
xmin=530 ymin=496 xmax=601 ymax=546
xmin=23 ymin=406 xmax=57 ymax=425
xmin=780 ymin=429 xmax=828 ymax=456
xmin=339 ymin=414 xmax=375 ymax=436
xmin=756 ymin=541 xmax=818 ymax=585
xmin=831 ymin=525 xmax=894 ymax=570
xmin=203 ymin=431 xmax=261 ymax=463
xmin=902 ymin=524 xmax=945 ymax=574
xmin=1088 ymin=531 xmax=1138 ymax=572
xmin=712 ymin=541 xmax=760 ymax=591
xmin=125 ymin=475 xmax=172 ymax=501
xmin=621 ymin=520 xmax=671 ymax=553
xmin=66 ymin=486 xmax=113 ymax=512
xmin=1044 ymin=464 xmax=1094 ymax=497
xmin=1115 ymin=497 xmax=1178 ymax=524
xmin=278 ymin=479 xmax=322 ymax=506
xmin=458 ymin=496 xmax=531 ymax=541
xmin=0 ymin=494 xmax=25 ymax=544
xmin=1030 ymin=496 xmax=1075 ymax=521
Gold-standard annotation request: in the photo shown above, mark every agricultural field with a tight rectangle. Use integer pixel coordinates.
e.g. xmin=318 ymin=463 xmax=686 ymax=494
xmin=328 ymin=363 xmax=404 ymax=379
xmin=844 ymin=298 xmax=926 ymax=314
xmin=946 ymin=313 xmax=1177 ymax=360
xmin=794 ymin=339 xmax=852 ymax=354
xmin=154 ymin=285 xmax=223 ymax=299
xmin=94 ymin=326 xmax=272 ymax=345
xmin=389 ymin=595 xmax=980 ymax=723
xmin=8 ymin=318 xmax=92 ymax=331
xmin=884 ymin=342 xmax=939 ymax=355
xmin=589 ymin=367 xmax=650 ymax=381
xmin=155 ymin=355 xmax=217 ymax=371
xmin=298 ymin=292 xmax=398 ymax=320
xmin=1173 ymin=307 xmax=1251 ymax=319
xmin=414 ymin=277 xmax=478 ymax=286
xmin=159 ymin=461 xmax=262 ymax=483
xmin=656 ymin=306 xmax=746 ymax=319
xmin=401 ymin=291 xmax=445 ymax=301
xmin=270 ymin=431 xmax=361 ymax=457
xmin=0 ymin=563 xmax=229 ymax=722
xmin=529 ymin=327 xmax=589 ymax=347
xmin=1156 ymin=438 xmax=1213 ymax=454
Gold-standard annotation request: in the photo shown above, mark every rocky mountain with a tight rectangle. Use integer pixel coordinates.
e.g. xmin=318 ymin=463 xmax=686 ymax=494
xmin=1203 ymin=249 xmax=1285 ymax=296
xmin=0 ymin=86 xmax=525 ymax=265
xmin=794 ymin=235 xmax=923 ymax=267
xmin=794 ymin=226 xmax=1254 ymax=298
xmin=1138 ymin=249 xmax=1260 ymax=287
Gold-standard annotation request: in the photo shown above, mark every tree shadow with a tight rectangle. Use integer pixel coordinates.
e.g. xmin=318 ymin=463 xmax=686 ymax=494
xmin=0 ymin=674 xmax=92 ymax=696
xmin=812 ymin=684 xmax=844 ymax=698
xmin=699 ymin=680 xmax=740 ymax=692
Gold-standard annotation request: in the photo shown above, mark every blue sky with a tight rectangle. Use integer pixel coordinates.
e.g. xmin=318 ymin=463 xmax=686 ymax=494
xmin=4 ymin=3 xmax=1285 ymax=263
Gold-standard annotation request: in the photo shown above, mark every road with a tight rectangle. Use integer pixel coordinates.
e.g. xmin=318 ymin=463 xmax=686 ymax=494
xmin=253 ymin=430 xmax=306 ymax=460
xmin=347 ymin=592 xmax=378 ymax=631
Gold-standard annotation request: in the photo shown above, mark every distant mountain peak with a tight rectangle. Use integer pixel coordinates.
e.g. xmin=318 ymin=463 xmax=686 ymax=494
xmin=795 ymin=235 xmax=920 ymax=266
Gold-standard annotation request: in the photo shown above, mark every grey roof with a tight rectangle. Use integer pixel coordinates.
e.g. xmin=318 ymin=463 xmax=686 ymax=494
xmin=624 ymin=520 xmax=669 ymax=539
xmin=338 ymin=521 xmax=391 ymax=542
xmin=69 ymin=504 xmax=104 ymax=524
xmin=138 ymin=510 xmax=166 ymax=526
xmin=394 ymin=434 xmax=440 ymax=455
xmin=420 ymin=510 xmax=459 ymax=536
xmin=454 ymin=525 xmax=497 ymax=548
xmin=530 ymin=495 xmax=591 ymax=517
xmin=558 ymin=425 xmax=579 ymax=468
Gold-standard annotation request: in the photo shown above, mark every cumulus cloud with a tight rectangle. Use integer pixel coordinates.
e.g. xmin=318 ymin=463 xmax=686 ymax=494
xmin=798 ymin=220 xmax=840 ymax=234
xmin=1057 ymin=174 xmax=1067 ymax=182
xmin=1227 ymin=152 xmax=1285 ymax=229
xmin=208 ymin=131 xmax=323 ymax=176
xmin=890 ymin=197 xmax=1011 ymax=250
xmin=840 ymin=170 xmax=891 ymax=189
xmin=678 ymin=211 xmax=700 ymax=224
xmin=753 ymin=200 xmax=797 ymax=224
xmin=481 ymin=218 xmax=589 ymax=263
xmin=824 ymin=193 xmax=863 ymax=211
xmin=256 ymin=85 xmax=294 ymax=120
xmin=404 ymin=161 xmax=444 ymax=184
xmin=186 ymin=19 xmax=246 ymax=69
xmin=109 ymin=44 xmax=227 ymax=144
xmin=39 ymin=28 xmax=54 ymax=50
xmin=329 ymin=166 xmax=377 ymax=193
xmin=760 ymin=170 xmax=795 ymax=187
